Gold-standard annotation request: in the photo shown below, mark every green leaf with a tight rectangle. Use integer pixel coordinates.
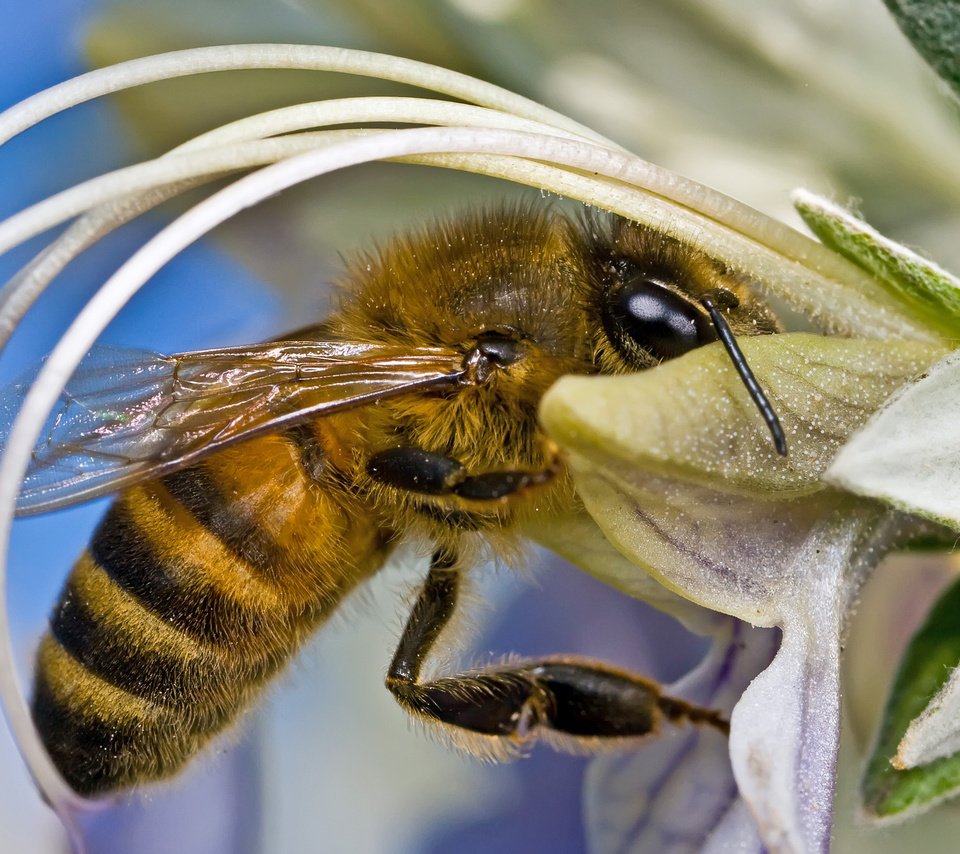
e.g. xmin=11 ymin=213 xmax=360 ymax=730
xmin=883 ymin=0 xmax=960 ymax=100
xmin=794 ymin=189 xmax=960 ymax=338
xmin=862 ymin=577 xmax=960 ymax=819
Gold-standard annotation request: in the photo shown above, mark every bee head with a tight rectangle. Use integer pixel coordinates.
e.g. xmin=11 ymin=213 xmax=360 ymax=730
xmin=574 ymin=215 xmax=780 ymax=374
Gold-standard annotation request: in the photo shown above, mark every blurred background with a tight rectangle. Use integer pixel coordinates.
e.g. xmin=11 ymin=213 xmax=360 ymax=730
xmin=3 ymin=1 xmax=960 ymax=852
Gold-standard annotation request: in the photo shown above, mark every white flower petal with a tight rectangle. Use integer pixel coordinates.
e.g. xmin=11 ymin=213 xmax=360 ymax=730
xmin=729 ymin=507 xmax=899 ymax=853
xmin=827 ymin=349 xmax=960 ymax=530
xmin=701 ymin=798 xmax=766 ymax=854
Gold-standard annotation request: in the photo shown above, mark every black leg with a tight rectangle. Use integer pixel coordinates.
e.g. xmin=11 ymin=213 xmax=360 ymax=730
xmin=367 ymin=447 xmax=559 ymax=501
xmin=386 ymin=552 xmax=728 ymax=756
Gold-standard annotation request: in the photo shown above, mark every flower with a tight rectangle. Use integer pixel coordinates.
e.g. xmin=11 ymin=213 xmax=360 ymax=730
xmin=4 ymin=3 xmax=960 ymax=853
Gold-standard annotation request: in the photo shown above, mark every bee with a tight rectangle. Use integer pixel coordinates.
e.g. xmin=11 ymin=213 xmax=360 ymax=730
xmin=10 ymin=205 xmax=783 ymax=796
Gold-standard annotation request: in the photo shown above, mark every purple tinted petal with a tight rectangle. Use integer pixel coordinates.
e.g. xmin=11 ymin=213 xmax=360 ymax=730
xmin=729 ymin=508 xmax=900 ymax=853
xmin=585 ymin=620 xmax=777 ymax=854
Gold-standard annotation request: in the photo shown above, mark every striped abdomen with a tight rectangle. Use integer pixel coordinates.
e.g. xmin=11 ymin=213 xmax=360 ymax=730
xmin=32 ymin=426 xmax=391 ymax=796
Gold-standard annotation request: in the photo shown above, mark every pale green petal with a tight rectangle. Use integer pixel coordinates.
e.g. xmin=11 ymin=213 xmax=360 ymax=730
xmin=552 ymin=432 xmax=899 ymax=852
xmin=541 ymin=334 xmax=944 ymax=505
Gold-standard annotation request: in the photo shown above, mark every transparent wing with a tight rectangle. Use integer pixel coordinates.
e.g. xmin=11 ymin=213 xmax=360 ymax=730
xmin=2 ymin=341 xmax=465 ymax=515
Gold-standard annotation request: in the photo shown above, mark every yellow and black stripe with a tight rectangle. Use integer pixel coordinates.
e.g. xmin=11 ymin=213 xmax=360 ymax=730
xmin=33 ymin=424 xmax=392 ymax=795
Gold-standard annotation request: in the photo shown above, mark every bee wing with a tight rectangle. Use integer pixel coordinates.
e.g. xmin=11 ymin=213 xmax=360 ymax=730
xmin=4 ymin=341 xmax=465 ymax=515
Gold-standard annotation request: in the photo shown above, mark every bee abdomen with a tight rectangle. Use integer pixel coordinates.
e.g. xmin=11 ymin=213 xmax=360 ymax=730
xmin=33 ymin=441 xmax=388 ymax=796
xmin=87 ymin=500 xmax=279 ymax=646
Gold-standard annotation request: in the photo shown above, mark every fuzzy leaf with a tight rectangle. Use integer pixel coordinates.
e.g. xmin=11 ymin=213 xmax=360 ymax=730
xmin=883 ymin=1 xmax=960 ymax=100
xmin=793 ymin=189 xmax=960 ymax=338
xmin=826 ymin=348 xmax=960 ymax=531
xmin=585 ymin=619 xmax=777 ymax=854
xmin=863 ymin=577 xmax=960 ymax=819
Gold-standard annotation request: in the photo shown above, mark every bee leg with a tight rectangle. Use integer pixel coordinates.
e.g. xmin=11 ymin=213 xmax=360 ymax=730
xmin=386 ymin=551 xmax=727 ymax=750
xmin=367 ymin=447 xmax=558 ymax=500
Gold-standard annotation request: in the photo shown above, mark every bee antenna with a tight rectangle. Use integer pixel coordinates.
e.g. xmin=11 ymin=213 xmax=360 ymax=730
xmin=700 ymin=296 xmax=788 ymax=457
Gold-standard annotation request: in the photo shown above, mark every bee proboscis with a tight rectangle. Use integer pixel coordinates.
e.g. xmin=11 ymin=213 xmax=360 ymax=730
xmin=8 ymin=205 xmax=783 ymax=795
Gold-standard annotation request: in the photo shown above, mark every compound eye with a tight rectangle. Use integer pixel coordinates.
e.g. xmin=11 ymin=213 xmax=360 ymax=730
xmin=604 ymin=276 xmax=717 ymax=363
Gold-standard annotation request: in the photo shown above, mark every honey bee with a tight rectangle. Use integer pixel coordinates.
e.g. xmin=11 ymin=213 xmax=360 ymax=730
xmin=10 ymin=205 xmax=783 ymax=796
